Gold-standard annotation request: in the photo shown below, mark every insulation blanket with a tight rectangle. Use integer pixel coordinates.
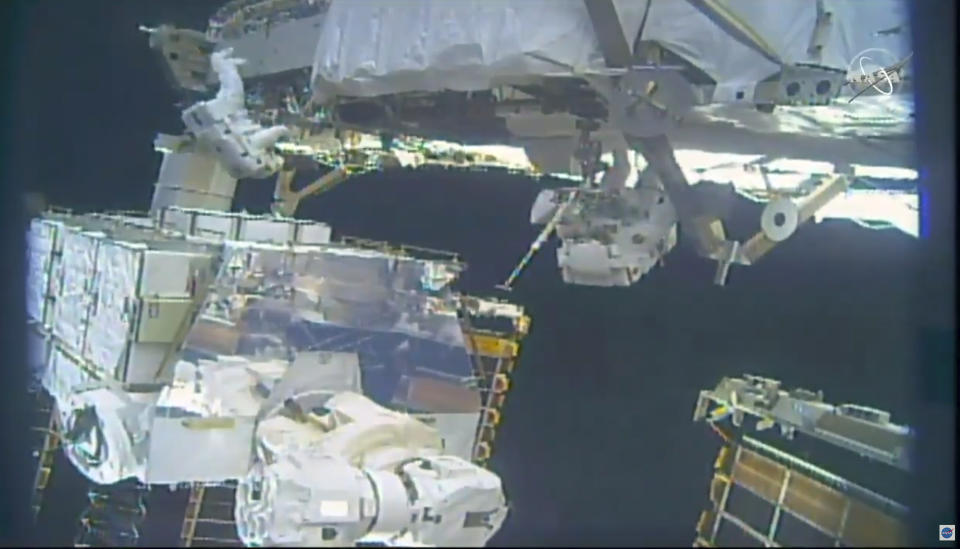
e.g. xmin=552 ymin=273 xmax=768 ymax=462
xmin=639 ymin=0 xmax=911 ymax=102
xmin=83 ymin=241 xmax=139 ymax=380
xmin=26 ymin=220 xmax=55 ymax=324
xmin=311 ymin=0 xmax=910 ymax=102
xmin=54 ymin=230 xmax=100 ymax=353
xmin=311 ymin=0 xmax=604 ymax=101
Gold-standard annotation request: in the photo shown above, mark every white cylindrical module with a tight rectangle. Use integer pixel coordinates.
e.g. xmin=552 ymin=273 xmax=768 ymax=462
xmin=236 ymin=455 xmax=379 ymax=546
xmin=150 ymin=134 xmax=237 ymax=214
xmin=760 ymin=197 xmax=800 ymax=242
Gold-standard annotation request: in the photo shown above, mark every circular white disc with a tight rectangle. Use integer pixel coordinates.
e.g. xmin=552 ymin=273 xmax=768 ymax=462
xmin=760 ymin=198 xmax=799 ymax=242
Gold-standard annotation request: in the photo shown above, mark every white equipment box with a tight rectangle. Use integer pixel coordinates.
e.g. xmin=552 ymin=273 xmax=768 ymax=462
xmin=236 ymin=215 xmax=295 ymax=244
xmin=193 ymin=210 xmax=242 ymax=240
xmin=145 ymin=410 xmax=257 ymax=484
xmin=292 ymin=219 xmax=332 ymax=245
xmin=36 ymin=218 xmax=213 ymax=385
xmin=83 ymin=238 xmax=211 ymax=384
xmin=157 ymin=206 xmax=196 ymax=236
xmin=31 ymin=209 xmax=330 ymax=386
xmin=159 ymin=206 xmax=332 ymax=245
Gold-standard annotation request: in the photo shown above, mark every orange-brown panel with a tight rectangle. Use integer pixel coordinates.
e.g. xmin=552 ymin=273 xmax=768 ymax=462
xmin=842 ymin=499 xmax=909 ymax=547
xmin=516 ymin=315 xmax=531 ymax=336
xmin=402 ymin=375 xmax=482 ymax=413
xmin=474 ymin=441 xmax=492 ymax=461
xmin=185 ymin=319 xmax=240 ymax=355
xmin=782 ymin=472 xmax=846 ymax=536
xmin=482 ymin=407 xmax=501 ymax=426
xmin=732 ymin=448 xmax=785 ymax=503
xmin=697 ymin=509 xmax=717 ymax=539
xmin=481 ymin=423 xmax=497 ymax=439
xmin=464 ymin=333 xmax=519 ymax=358
xmin=710 ymin=475 xmax=729 ymax=505
xmin=492 ymin=373 xmax=510 ymax=394
xmin=714 ymin=446 xmax=733 ymax=471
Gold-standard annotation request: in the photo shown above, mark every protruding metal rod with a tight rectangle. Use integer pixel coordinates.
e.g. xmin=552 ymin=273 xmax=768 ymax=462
xmin=499 ymin=126 xmax=601 ymax=290
xmin=498 ymin=191 xmax=578 ymax=291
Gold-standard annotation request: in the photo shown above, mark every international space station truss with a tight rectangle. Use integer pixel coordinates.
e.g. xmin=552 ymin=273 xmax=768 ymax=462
xmin=142 ymin=0 xmax=918 ymax=291
xmin=693 ymin=375 xmax=911 ymax=547
xmin=25 ymin=0 xmax=922 ymax=546
xmin=27 ymin=205 xmax=531 ymax=546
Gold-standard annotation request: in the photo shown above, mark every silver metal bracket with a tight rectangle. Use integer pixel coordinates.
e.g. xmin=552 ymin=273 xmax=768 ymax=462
xmin=695 ymin=375 xmax=913 ymax=471
xmin=753 ymin=64 xmax=847 ymax=107
xmin=141 ymin=25 xmax=215 ymax=94
xmin=712 ymin=240 xmax=740 ymax=286
xmin=806 ymin=0 xmax=833 ymax=62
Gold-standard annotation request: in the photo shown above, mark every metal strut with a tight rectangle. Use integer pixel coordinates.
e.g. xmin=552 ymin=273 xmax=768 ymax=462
xmin=271 ymin=166 xmax=351 ymax=217
xmin=30 ymin=394 xmax=59 ymax=522
xmin=181 ymin=483 xmax=207 ymax=546
xmin=180 ymin=482 xmax=243 ymax=547
xmin=496 ymin=190 xmax=579 ymax=291
xmin=73 ymin=480 xmax=149 ymax=547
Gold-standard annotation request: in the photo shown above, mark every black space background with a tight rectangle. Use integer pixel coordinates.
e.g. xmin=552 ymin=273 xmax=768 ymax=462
xmin=0 ymin=1 xmax=954 ymax=547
